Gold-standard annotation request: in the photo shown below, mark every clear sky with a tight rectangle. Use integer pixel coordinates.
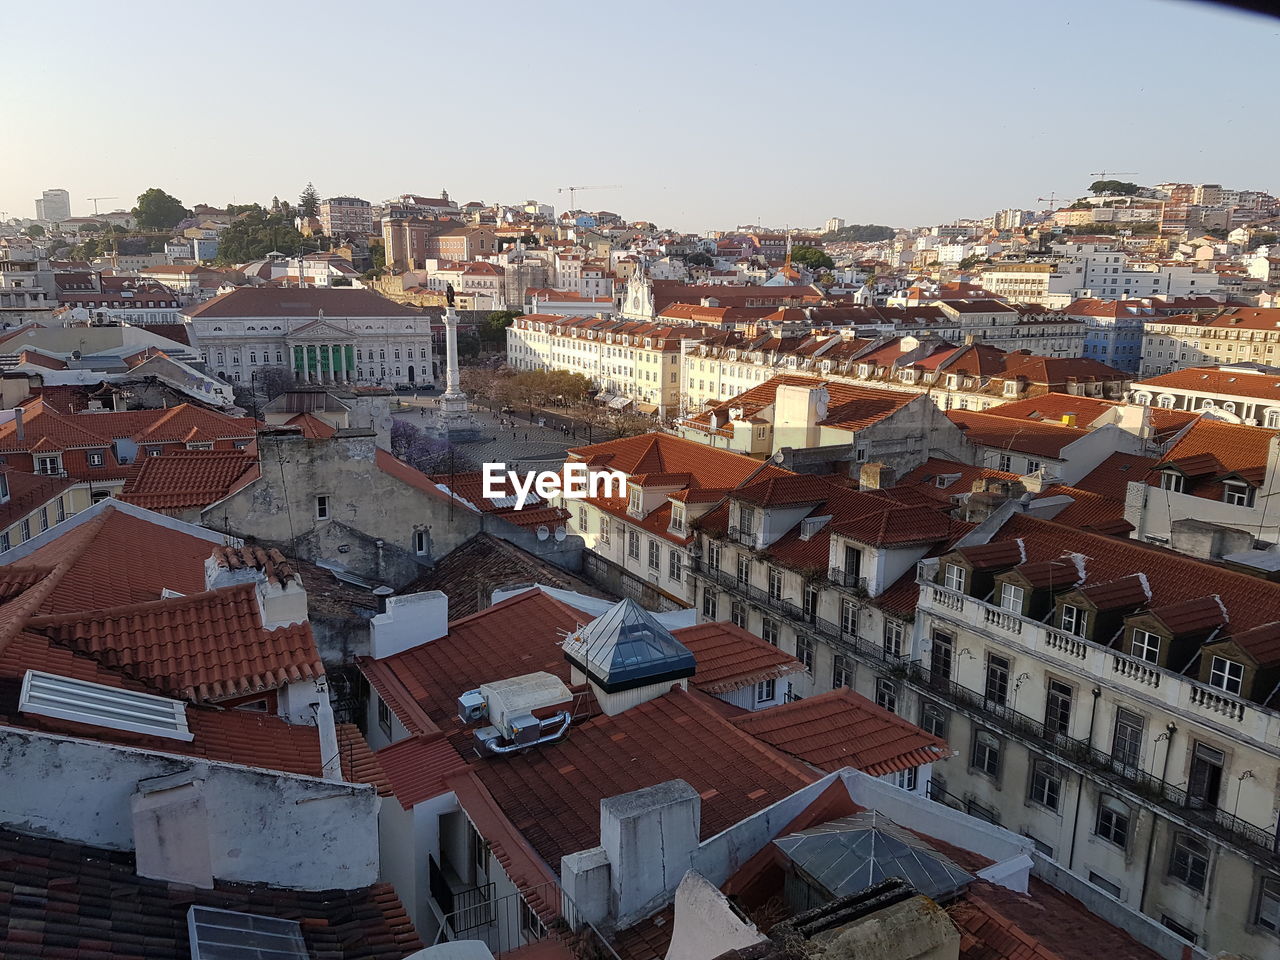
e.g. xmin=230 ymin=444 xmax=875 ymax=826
xmin=3 ymin=0 xmax=1277 ymax=232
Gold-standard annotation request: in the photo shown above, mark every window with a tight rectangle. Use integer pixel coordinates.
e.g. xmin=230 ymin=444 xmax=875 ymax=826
xmin=1060 ymin=604 xmax=1087 ymax=637
xmin=38 ymin=508 xmax=48 ymax=532
xmin=796 ymin=634 xmax=814 ymax=670
xmin=761 ymin=618 xmax=779 ymax=646
xmin=840 ymin=598 xmax=857 ymax=634
xmin=833 ymin=655 xmax=851 ymax=688
xmin=875 ymin=677 xmax=898 ymax=713
xmin=87 ymin=451 xmax=104 ymax=468
xmin=1095 ymin=795 xmax=1130 ymax=849
xmin=893 ymin=766 xmax=918 ymax=792
xmin=883 ymin=619 xmax=904 ymax=658
xmin=930 ymin=631 xmax=953 ymax=680
xmin=668 ymin=549 xmax=682 ymax=582
xmin=1256 ymin=877 xmax=1280 ymax=934
xmin=1160 ymin=917 xmax=1197 ymax=945
xmin=997 ymin=454 xmax=1012 ymax=472
xmin=1130 ymin=628 xmax=1161 ymax=663
xmin=755 ymin=678 xmax=776 ymax=704
xmin=1188 ymin=742 xmax=1224 ymax=809
xmin=1044 ymin=680 xmax=1073 ymax=736
xmin=738 ymin=505 xmax=755 ymax=537
xmin=1028 ymin=760 xmax=1062 ymax=811
xmin=1208 ymin=655 xmax=1243 ymax=695
xmin=731 ymin=600 xmax=747 ymax=628
xmin=972 ymin=730 xmax=1001 ymax=778
xmin=702 ymin=587 xmax=718 ymax=620
xmin=943 ymin=563 xmax=966 ymax=592
xmin=627 ymin=530 xmax=640 ymax=560
xmin=706 ymin=541 xmax=720 ymax=571
xmin=802 ymin=584 xmax=818 ymax=623
xmin=768 ymin=566 xmax=783 ymax=600
xmin=19 ymin=519 xmax=30 ymax=542
xmin=0 ymin=531 xmax=7 ymax=552
xmin=578 ymin=506 xmax=587 ymax=531
xmin=1025 ymin=459 xmax=1041 ymax=473
xmin=598 ymin=515 xmax=609 ymax=543
xmin=414 ymin=530 xmax=428 ymax=555
xmin=1160 ymin=471 xmax=1184 ymax=492
xmin=315 ymin=495 xmax=330 ymax=520
xmin=920 ymin=701 xmax=947 ymax=738
xmin=669 ymin=505 xmax=685 ymax=533
xmin=736 ymin=554 xmax=750 ymax=585
xmin=1111 ymin=708 xmax=1144 ymax=768
xmin=1000 ymin=582 xmax=1024 ymax=613
xmin=1089 ymin=873 xmax=1122 ymax=899
xmin=647 ymin=539 xmax=660 ymax=570
xmin=1168 ymin=834 xmax=1209 ymax=892
xmin=985 ymin=653 xmax=1010 ymax=705
xmin=35 ymin=456 xmax=60 ymax=476
xmin=1223 ymin=483 xmax=1254 ymax=506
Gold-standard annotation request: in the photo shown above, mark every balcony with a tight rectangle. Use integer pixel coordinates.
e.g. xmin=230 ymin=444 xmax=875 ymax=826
xmin=690 ymin=558 xmax=806 ymax=622
xmin=829 ymin=567 xmax=869 ymax=595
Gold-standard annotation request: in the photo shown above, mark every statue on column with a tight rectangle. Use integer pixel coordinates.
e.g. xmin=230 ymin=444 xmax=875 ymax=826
xmin=427 ymin=304 xmax=478 ymax=441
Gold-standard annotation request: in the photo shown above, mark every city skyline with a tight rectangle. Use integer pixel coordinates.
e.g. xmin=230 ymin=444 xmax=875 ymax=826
xmin=3 ymin=0 xmax=1279 ymax=231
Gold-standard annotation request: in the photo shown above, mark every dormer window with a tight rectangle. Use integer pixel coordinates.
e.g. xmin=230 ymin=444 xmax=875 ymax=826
xmin=943 ymin=563 xmax=966 ymax=592
xmin=669 ymin=504 xmax=685 ymax=533
xmin=1000 ymin=583 xmax=1025 ymax=613
xmin=628 ymin=485 xmax=642 ymax=515
xmin=1222 ymin=481 xmax=1255 ymax=507
xmin=1060 ymin=604 xmax=1087 ymax=637
xmin=0 ymin=473 xmax=8 ymax=503
xmin=1003 ymin=380 xmax=1019 ymax=396
xmin=1161 ymin=472 xmax=1184 ymax=493
xmin=739 ymin=505 xmax=755 ymax=538
xmin=1130 ymin=628 xmax=1161 ymax=663
xmin=1208 ymin=656 xmax=1243 ymax=695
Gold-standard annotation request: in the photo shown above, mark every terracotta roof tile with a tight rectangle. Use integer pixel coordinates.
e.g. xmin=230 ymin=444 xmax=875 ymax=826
xmin=376 ymin=733 xmax=471 ymax=809
xmin=119 ymin=448 xmax=257 ymax=511
xmin=674 ymin=621 xmax=805 ymax=692
xmin=732 ymin=687 xmax=951 ymax=776
xmin=947 ymin=409 xmax=1085 ymax=458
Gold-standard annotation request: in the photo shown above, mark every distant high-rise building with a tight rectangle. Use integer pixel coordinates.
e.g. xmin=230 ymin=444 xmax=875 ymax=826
xmin=318 ymin=196 xmax=373 ymax=238
xmin=824 ymin=217 xmax=845 ymax=235
xmin=34 ymin=188 xmax=71 ymax=223
xmin=994 ymin=208 xmax=1025 ymax=231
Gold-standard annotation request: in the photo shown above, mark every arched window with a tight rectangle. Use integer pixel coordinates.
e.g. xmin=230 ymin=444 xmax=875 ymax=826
xmin=249 ymin=351 xmax=257 ymax=364
xmin=1201 ymin=399 xmax=1215 ymax=409
xmin=1158 ymin=395 xmax=1174 ymax=408
xmin=1223 ymin=401 xmax=1236 ymax=414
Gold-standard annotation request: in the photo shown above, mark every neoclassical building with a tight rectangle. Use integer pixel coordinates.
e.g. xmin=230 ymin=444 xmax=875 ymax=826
xmin=183 ymin=287 xmax=436 ymax=387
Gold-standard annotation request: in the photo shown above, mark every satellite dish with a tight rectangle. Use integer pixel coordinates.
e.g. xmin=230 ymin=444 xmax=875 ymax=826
xmin=554 ymin=525 xmax=567 ymax=542
xmin=536 ymin=525 xmax=549 ymax=541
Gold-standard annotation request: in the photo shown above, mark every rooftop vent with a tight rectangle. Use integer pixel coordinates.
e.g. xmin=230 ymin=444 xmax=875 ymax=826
xmin=463 ymin=671 xmax=573 ymax=757
xmin=20 ymin=670 xmax=192 ymax=742
xmin=187 ymin=905 xmax=307 ymax=960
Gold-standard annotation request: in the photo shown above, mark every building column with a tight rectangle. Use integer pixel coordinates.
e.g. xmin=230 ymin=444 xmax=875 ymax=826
xmin=334 ymin=343 xmax=344 ymax=383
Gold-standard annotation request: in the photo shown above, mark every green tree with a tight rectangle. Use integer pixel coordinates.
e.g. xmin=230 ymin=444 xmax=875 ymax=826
xmin=298 ymin=183 xmax=320 ymax=218
xmin=214 ymin=209 xmax=308 ymax=265
xmin=821 ymin=223 xmax=895 ymax=243
xmin=479 ymin=310 xmax=521 ymax=347
xmin=132 ymin=187 xmax=190 ymax=230
xmin=24 ymin=224 xmax=44 ymax=239
xmin=1248 ymin=231 xmax=1278 ymax=251
xmin=686 ymin=251 xmax=713 ymax=267
xmin=1089 ymin=180 xmax=1139 ymax=196
xmin=790 ymin=245 xmax=834 ymax=270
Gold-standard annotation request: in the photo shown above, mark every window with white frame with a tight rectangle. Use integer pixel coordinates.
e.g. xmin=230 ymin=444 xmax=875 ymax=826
xmin=1130 ymin=628 xmax=1161 ymax=663
xmin=730 ymin=600 xmax=747 ymax=628
xmin=893 ymin=767 xmax=918 ymax=792
xmin=1222 ymin=482 xmax=1255 ymax=507
xmin=701 ymin=588 xmax=718 ymax=620
xmin=706 ymin=541 xmax=720 ymax=570
xmin=35 ymin=455 xmax=60 ymax=476
xmin=1095 ymin=795 xmax=1130 ymax=849
xmin=598 ymin=515 xmax=609 ymax=543
xmin=832 ymin=655 xmax=851 ymax=688
xmin=1208 ymin=655 xmax=1243 ymax=695
xmin=840 ymin=598 xmax=857 ymax=635
xmin=883 ymin=620 xmax=904 ymax=658
xmin=1000 ymin=582 xmax=1024 ymax=613
xmin=1161 ymin=471 xmax=1184 ymax=492
xmin=768 ymin=566 xmax=783 ymax=600
xmin=647 ymin=539 xmax=660 ymax=570
xmin=875 ymin=677 xmax=898 ymax=713
xmin=796 ymin=634 xmax=814 ymax=670
xmin=920 ymin=701 xmax=947 ymax=738
xmin=1060 ymin=604 xmax=1088 ymax=637
xmin=414 ymin=530 xmax=428 ymax=555
xmin=736 ymin=554 xmax=750 ymax=585
xmin=972 ymin=730 xmax=1001 ymax=778
xmin=738 ymin=505 xmax=755 ymax=537
xmin=628 ymin=485 xmax=642 ymax=515
xmin=627 ymin=530 xmax=640 ymax=560
xmin=761 ymin=618 xmax=779 ymax=646
xmin=1028 ymin=760 xmax=1062 ymax=811
xmin=669 ymin=504 xmax=685 ymax=533
xmin=943 ymin=563 xmax=966 ymax=592
xmin=315 ymin=495 xmax=331 ymax=520
xmin=668 ymin=549 xmax=682 ymax=582
xmin=755 ymin=678 xmax=776 ymax=704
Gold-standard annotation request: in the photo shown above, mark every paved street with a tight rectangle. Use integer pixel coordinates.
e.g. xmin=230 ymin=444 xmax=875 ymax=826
xmin=392 ymin=399 xmax=578 ymax=472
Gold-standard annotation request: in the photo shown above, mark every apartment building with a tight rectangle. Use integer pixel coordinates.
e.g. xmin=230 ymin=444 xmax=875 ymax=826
xmin=910 ymin=512 xmax=1280 ymax=955
xmin=1068 ymin=298 xmax=1155 ymax=374
xmin=506 ymin=313 xmax=708 ymax=416
xmin=318 ymin=195 xmax=373 ymax=238
xmin=1131 ymin=365 xmax=1280 ymax=425
xmin=1141 ymin=308 xmax=1280 ymax=376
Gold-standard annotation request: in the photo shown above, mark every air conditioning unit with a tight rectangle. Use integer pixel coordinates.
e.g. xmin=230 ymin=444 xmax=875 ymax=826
xmin=457 ymin=689 xmax=487 ymax=724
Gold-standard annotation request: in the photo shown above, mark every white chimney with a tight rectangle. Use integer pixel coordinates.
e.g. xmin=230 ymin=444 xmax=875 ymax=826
xmin=371 ymin=590 xmax=449 ymax=658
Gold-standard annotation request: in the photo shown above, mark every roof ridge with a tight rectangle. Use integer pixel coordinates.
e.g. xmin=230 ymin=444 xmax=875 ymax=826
xmin=26 ymin=581 xmax=259 ymax=628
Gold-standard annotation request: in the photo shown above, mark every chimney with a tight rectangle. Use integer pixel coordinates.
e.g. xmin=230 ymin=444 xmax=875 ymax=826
xmin=860 ymin=462 xmax=895 ymax=490
xmin=131 ymin=772 xmax=214 ymax=888
xmin=371 ymin=590 xmax=449 ymax=658
xmin=13 ymin=406 xmax=23 ymax=444
xmin=599 ymin=779 xmax=701 ymax=926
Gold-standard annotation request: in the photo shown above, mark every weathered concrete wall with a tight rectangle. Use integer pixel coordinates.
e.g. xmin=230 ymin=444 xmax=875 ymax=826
xmin=583 ymin=552 xmax=688 ymax=612
xmin=0 ymin=726 xmax=379 ymax=890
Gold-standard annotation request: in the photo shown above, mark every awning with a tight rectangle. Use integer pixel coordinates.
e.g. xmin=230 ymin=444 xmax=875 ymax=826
xmin=635 ymin=402 xmax=658 ymax=415
xmin=608 ymin=396 xmax=633 ymax=410
xmin=596 ymin=392 xmax=616 ymax=404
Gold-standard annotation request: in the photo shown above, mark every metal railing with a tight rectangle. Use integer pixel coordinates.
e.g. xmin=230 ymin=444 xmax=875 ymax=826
xmin=829 ymin=567 xmax=869 ymax=594
xmin=435 ymin=878 xmax=622 ymax=960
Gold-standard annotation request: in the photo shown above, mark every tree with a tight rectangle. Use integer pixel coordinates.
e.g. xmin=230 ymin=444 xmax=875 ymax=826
xmin=686 ymin=251 xmax=713 ymax=267
xmin=790 ymin=245 xmax=834 ymax=270
xmin=214 ymin=208 xmax=308 ymax=265
xmin=298 ymin=183 xmax=320 ymax=219
xmin=1089 ymin=180 xmax=1139 ymax=196
xmin=821 ymin=223 xmax=895 ymax=243
xmin=132 ymin=188 xmax=190 ymax=230
xmin=256 ymin=365 xmax=297 ymax=400
xmin=1248 ymin=231 xmax=1278 ymax=251
xmin=24 ymin=224 xmax=44 ymax=239
xmin=479 ymin=310 xmax=521 ymax=348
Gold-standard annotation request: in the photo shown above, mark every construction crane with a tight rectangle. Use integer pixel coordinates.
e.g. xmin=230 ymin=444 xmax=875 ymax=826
xmin=1037 ymin=192 xmax=1063 ymax=210
xmin=556 ymin=184 xmax=621 ymax=210
xmin=87 ymin=196 xmax=117 ymax=215
xmin=1089 ymin=170 xmax=1137 ymax=181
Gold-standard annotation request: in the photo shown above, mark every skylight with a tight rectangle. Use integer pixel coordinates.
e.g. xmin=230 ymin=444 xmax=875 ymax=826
xmin=20 ymin=670 xmax=193 ymax=742
xmin=187 ymin=906 xmax=308 ymax=960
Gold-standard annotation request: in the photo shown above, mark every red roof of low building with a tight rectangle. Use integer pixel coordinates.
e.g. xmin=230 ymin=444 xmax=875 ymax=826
xmin=732 ymin=688 xmax=951 ymax=776
xmin=947 ymin=409 xmax=1085 ymax=459
xmin=119 ymin=448 xmax=258 ymax=511
xmin=1135 ymin=365 xmax=1280 ymax=404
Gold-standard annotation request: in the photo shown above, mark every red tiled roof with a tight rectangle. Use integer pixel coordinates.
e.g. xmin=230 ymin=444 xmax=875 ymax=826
xmin=1135 ymin=365 xmax=1280 ymax=403
xmin=376 ymin=733 xmax=471 ymax=809
xmin=119 ymin=448 xmax=257 ymax=511
xmin=732 ymin=688 xmax=951 ymax=776
xmin=0 ymin=829 xmax=423 ymax=960
xmin=469 ymin=687 xmax=818 ymax=868
xmin=1154 ymin=417 xmax=1276 ymax=489
xmin=1070 ymin=452 xmax=1156 ymax=499
xmin=27 ymin=582 xmax=324 ymax=701
xmin=675 ymin=621 xmax=806 ymax=693
xmin=184 ymin=286 xmax=424 ymax=319
xmin=947 ymin=409 xmax=1085 ymax=458
xmin=981 ymin=393 xmax=1119 ymax=427
xmin=284 ymin=411 xmax=338 ymax=438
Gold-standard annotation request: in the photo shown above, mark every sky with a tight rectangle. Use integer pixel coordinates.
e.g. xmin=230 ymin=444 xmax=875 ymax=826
xmin=3 ymin=0 xmax=1278 ymax=233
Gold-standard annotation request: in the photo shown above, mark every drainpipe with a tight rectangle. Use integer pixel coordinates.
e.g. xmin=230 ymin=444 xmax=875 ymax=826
xmin=1068 ymin=688 xmax=1102 ymax=871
